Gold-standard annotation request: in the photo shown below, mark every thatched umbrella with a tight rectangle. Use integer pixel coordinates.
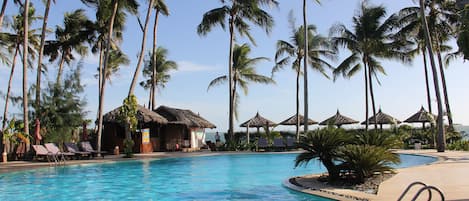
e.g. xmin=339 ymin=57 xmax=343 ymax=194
xmin=240 ymin=112 xmax=276 ymax=143
xmin=404 ymin=106 xmax=436 ymax=129
xmin=278 ymin=114 xmax=317 ymax=126
xmin=319 ymin=110 xmax=359 ymax=128
xmin=361 ymin=108 xmax=401 ymax=129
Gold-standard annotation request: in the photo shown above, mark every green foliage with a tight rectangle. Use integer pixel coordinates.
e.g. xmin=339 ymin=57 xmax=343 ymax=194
xmin=457 ymin=5 xmax=469 ymax=60
xmin=261 ymin=130 xmax=281 ymax=145
xmin=337 ymin=145 xmax=400 ymax=183
xmin=119 ymin=95 xmax=138 ymax=132
xmin=447 ymin=140 xmax=469 ymax=151
xmin=2 ymin=118 xmax=29 ymax=146
xmin=353 ymin=130 xmax=402 ymax=149
xmin=123 ymin=138 xmax=134 ymax=158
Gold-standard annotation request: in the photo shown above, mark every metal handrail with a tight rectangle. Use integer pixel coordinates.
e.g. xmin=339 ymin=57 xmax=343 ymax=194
xmin=411 ymin=186 xmax=445 ymax=201
xmin=397 ymin=181 xmax=432 ymax=201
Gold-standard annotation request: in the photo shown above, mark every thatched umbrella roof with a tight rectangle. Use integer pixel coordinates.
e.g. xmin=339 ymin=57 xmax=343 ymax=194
xmin=240 ymin=112 xmax=276 ymax=128
xmin=319 ymin=110 xmax=359 ymax=126
xmin=103 ymin=105 xmax=168 ymax=124
xmin=404 ymin=106 xmax=436 ymax=123
xmin=154 ymin=105 xmax=216 ymax=129
xmin=278 ymin=114 xmax=317 ymax=126
xmin=361 ymin=109 xmax=401 ymax=125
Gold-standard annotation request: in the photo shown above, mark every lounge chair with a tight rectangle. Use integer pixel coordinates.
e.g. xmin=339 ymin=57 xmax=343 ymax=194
xmin=79 ymin=141 xmax=107 ymax=158
xmin=257 ymin=137 xmax=269 ymax=151
xmin=273 ymin=138 xmax=286 ymax=151
xmin=32 ymin=145 xmax=56 ymax=163
xmin=44 ymin=143 xmax=75 ymax=161
xmin=64 ymin=142 xmax=91 ymax=159
xmin=286 ymin=138 xmax=296 ymax=150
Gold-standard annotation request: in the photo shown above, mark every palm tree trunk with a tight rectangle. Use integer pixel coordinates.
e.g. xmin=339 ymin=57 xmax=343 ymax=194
xmin=367 ymin=63 xmax=378 ymax=130
xmin=0 ymin=0 xmax=7 ymax=30
xmin=151 ymin=9 xmax=160 ymax=111
xmin=97 ymin=0 xmax=119 ymax=155
xmin=302 ymin=0 xmax=309 ymax=133
xmin=2 ymin=45 xmax=19 ymax=131
xmin=98 ymin=45 xmax=104 ymax=100
xmin=128 ymin=0 xmax=154 ymax=96
xmin=228 ymin=15 xmax=235 ymax=141
xmin=148 ymin=86 xmax=152 ymax=109
xmin=435 ymin=43 xmax=453 ymax=128
xmin=35 ymin=0 xmax=51 ymax=114
xmin=56 ymin=51 xmax=66 ymax=84
xmin=363 ymin=58 xmax=369 ymax=131
xmin=422 ymin=47 xmax=432 ymax=114
xmin=22 ymin=0 xmax=30 ymax=151
xmin=419 ymin=0 xmax=445 ymax=152
xmin=296 ymin=66 xmax=300 ymax=142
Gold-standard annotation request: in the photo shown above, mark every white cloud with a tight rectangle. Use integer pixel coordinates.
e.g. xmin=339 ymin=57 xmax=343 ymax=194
xmin=175 ymin=61 xmax=219 ymax=73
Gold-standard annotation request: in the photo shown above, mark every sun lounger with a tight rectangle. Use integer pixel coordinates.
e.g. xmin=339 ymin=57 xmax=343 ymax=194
xmin=286 ymin=138 xmax=296 ymax=150
xmin=79 ymin=141 xmax=107 ymax=158
xmin=44 ymin=143 xmax=75 ymax=161
xmin=257 ymin=137 xmax=269 ymax=151
xmin=273 ymin=138 xmax=286 ymax=151
xmin=64 ymin=142 xmax=91 ymax=159
xmin=32 ymin=145 xmax=56 ymax=163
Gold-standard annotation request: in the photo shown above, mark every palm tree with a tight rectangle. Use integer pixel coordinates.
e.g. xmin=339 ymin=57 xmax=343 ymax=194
xmin=44 ymin=9 xmax=94 ymax=84
xmin=0 ymin=0 xmax=21 ymax=29
xmin=208 ymin=43 xmax=274 ymax=120
xmin=139 ymin=47 xmax=177 ymax=110
xmin=22 ymin=0 xmax=30 ymax=150
xmin=273 ymin=18 xmax=335 ymax=142
xmin=197 ymin=0 xmax=278 ymax=140
xmin=128 ymin=0 xmax=154 ymax=96
xmin=35 ymin=0 xmax=55 ymax=117
xmin=331 ymin=2 xmax=410 ymax=131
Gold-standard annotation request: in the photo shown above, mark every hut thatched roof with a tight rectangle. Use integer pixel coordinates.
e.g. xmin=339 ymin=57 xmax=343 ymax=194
xmin=154 ymin=105 xmax=216 ymax=129
xmin=404 ymin=106 xmax=436 ymax=123
xmin=240 ymin=112 xmax=276 ymax=128
xmin=103 ymin=105 xmax=168 ymax=124
xmin=319 ymin=110 xmax=359 ymax=126
xmin=278 ymin=114 xmax=317 ymax=125
xmin=361 ymin=109 xmax=401 ymax=125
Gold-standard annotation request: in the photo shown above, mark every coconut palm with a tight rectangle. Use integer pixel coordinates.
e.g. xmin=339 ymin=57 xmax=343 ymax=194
xmin=197 ymin=0 xmax=278 ymax=140
xmin=43 ymin=9 xmax=95 ymax=84
xmin=455 ymin=5 xmax=469 ymax=60
xmin=208 ymin=43 xmax=274 ymax=120
xmin=0 ymin=0 xmax=21 ymax=29
xmin=139 ymin=47 xmax=177 ymax=110
xmin=273 ymin=19 xmax=335 ymax=142
xmin=331 ymin=2 xmax=410 ymax=131
xmin=22 ymin=0 xmax=30 ymax=149
xmin=128 ymin=0 xmax=154 ymax=96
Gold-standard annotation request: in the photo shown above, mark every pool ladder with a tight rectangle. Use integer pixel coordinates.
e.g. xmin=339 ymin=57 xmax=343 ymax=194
xmin=397 ymin=181 xmax=445 ymax=201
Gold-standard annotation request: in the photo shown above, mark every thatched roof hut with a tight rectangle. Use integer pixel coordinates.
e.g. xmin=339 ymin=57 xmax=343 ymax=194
xmin=319 ymin=110 xmax=358 ymax=127
xmin=154 ymin=105 xmax=216 ymax=128
xmin=361 ymin=109 xmax=401 ymax=125
xmin=103 ymin=105 xmax=168 ymax=124
xmin=240 ymin=112 xmax=276 ymax=128
xmin=278 ymin=114 xmax=317 ymax=126
xmin=404 ymin=106 xmax=436 ymax=123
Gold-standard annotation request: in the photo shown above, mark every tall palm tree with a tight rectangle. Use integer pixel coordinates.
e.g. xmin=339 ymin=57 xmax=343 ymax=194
xmin=44 ymin=9 xmax=94 ymax=84
xmin=273 ymin=20 xmax=335 ymax=142
xmin=128 ymin=0 xmax=153 ymax=96
xmin=22 ymin=0 xmax=30 ymax=150
xmin=35 ymin=0 xmax=55 ymax=117
xmin=139 ymin=47 xmax=177 ymax=110
xmin=331 ymin=2 xmax=410 ymax=131
xmin=197 ymin=0 xmax=278 ymax=140
xmin=208 ymin=43 xmax=274 ymax=120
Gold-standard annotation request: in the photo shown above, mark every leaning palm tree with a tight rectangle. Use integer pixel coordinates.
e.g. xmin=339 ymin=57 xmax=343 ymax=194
xmin=331 ymin=2 xmax=410 ymax=131
xmin=273 ymin=17 xmax=335 ymax=142
xmin=44 ymin=9 xmax=95 ymax=84
xmin=208 ymin=43 xmax=275 ymax=120
xmin=139 ymin=47 xmax=177 ymax=110
xmin=197 ymin=0 xmax=278 ymax=140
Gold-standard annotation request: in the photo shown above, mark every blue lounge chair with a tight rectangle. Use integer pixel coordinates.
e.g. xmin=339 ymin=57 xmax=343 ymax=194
xmin=273 ymin=138 xmax=286 ymax=151
xmin=257 ymin=137 xmax=269 ymax=151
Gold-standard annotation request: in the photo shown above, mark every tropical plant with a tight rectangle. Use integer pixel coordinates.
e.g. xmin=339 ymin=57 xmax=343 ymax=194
xmin=337 ymin=145 xmax=400 ymax=183
xmin=197 ymin=0 xmax=278 ymax=140
xmin=456 ymin=5 xmax=469 ymax=60
xmin=331 ymin=1 xmax=411 ymax=131
xmin=0 ymin=0 xmax=21 ymax=29
xmin=118 ymin=95 xmax=138 ymax=158
xmin=208 ymin=43 xmax=274 ymax=119
xmin=295 ymin=126 xmax=351 ymax=181
xmin=353 ymin=130 xmax=402 ymax=149
xmin=139 ymin=47 xmax=177 ymax=110
xmin=273 ymin=14 xmax=335 ymax=142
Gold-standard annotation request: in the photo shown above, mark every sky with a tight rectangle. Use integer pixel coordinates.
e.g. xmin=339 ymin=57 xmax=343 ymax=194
xmin=1 ymin=0 xmax=468 ymax=133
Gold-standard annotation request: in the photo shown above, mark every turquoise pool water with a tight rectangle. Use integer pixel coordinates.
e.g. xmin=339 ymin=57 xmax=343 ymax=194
xmin=0 ymin=153 xmax=436 ymax=201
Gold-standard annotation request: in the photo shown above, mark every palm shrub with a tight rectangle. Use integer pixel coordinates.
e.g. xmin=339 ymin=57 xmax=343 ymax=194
xmin=295 ymin=126 xmax=351 ymax=181
xmin=337 ymin=145 xmax=400 ymax=183
xmin=354 ymin=130 xmax=402 ymax=149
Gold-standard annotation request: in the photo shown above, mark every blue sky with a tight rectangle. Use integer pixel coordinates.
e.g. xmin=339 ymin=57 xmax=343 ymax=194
xmin=1 ymin=0 xmax=469 ymax=133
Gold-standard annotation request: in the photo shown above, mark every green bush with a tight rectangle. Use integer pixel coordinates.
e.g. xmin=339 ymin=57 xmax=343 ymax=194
xmin=447 ymin=140 xmax=469 ymax=151
xmin=353 ymin=130 xmax=402 ymax=149
xmin=123 ymin=138 xmax=134 ymax=158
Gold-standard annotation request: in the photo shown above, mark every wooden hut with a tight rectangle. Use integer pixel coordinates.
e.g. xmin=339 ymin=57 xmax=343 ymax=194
xmin=154 ymin=106 xmax=216 ymax=152
xmin=102 ymin=105 xmax=168 ymax=153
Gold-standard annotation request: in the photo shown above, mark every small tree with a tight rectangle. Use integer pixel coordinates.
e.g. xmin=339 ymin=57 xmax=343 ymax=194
xmin=118 ymin=95 xmax=138 ymax=157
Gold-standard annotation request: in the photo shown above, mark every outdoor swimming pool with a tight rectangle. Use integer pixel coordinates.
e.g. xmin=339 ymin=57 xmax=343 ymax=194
xmin=0 ymin=153 xmax=436 ymax=200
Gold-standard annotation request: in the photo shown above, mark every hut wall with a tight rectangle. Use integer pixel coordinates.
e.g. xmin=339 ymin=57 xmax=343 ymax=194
xmin=102 ymin=123 xmax=125 ymax=152
xmin=162 ymin=125 xmax=187 ymax=151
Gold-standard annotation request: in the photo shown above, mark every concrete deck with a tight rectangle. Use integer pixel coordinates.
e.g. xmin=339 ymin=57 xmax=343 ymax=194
xmin=287 ymin=150 xmax=469 ymax=201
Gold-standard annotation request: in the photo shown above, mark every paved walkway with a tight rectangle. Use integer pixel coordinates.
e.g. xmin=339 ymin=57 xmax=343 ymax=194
xmin=289 ymin=150 xmax=469 ymax=201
